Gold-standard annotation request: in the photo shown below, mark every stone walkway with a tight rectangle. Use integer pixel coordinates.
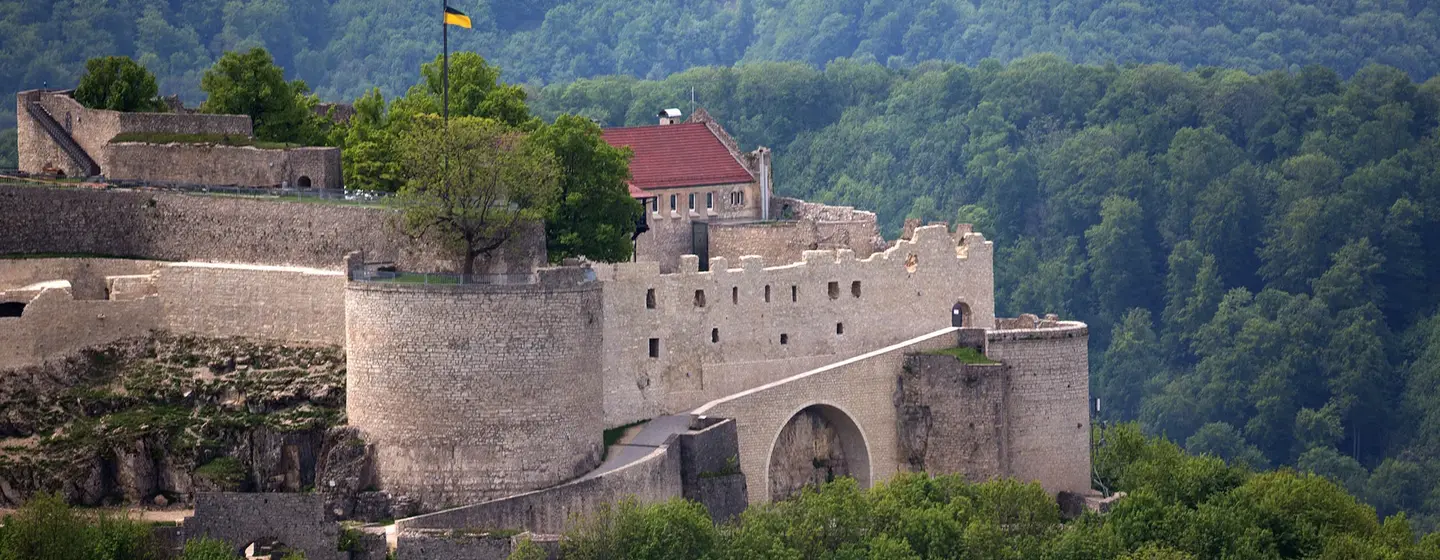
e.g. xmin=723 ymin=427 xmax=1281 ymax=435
xmin=583 ymin=414 xmax=693 ymax=479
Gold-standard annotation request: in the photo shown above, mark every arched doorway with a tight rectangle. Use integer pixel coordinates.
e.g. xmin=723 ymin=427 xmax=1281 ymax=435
xmin=766 ymin=403 xmax=871 ymax=501
xmin=952 ymin=301 xmax=972 ymax=327
xmin=0 ymin=302 xmax=24 ymax=318
xmin=296 ymin=176 xmax=312 ymax=188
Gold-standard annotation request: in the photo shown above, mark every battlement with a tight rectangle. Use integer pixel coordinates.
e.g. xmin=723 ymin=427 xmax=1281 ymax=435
xmin=596 ymin=223 xmax=997 ymax=426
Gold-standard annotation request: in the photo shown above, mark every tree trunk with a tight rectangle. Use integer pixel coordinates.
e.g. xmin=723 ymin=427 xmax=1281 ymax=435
xmin=462 ymin=243 xmax=476 ymax=279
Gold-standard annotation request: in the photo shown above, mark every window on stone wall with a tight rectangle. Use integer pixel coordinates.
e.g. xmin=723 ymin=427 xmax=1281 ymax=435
xmin=646 ymin=288 xmax=656 ymax=309
xmin=649 ymin=338 xmax=660 ymax=358
xmin=828 ymin=281 xmax=839 ymax=300
xmin=791 ymin=285 xmax=798 ymax=302
xmin=670 ymin=194 xmax=677 ymax=212
xmin=780 ymin=333 xmax=789 ymax=345
xmin=694 ymin=289 xmax=706 ymax=308
xmin=852 ymin=281 xmax=862 ymax=298
xmin=688 ymin=193 xmax=695 ymax=210
xmin=651 ymin=197 xmax=658 ymax=213
xmin=712 ymin=328 xmax=720 ymax=343
xmin=706 ymin=192 xmax=714 ymax=209
xmin=765 ymin=285 xmax=771 ymax=302
xmin=732 ymin=286 xmax=739 ymax=304
xmin=738 ymin=191 xmax=746 ymax=206
xmin=836 ymin=323 xmax=844 ymax=335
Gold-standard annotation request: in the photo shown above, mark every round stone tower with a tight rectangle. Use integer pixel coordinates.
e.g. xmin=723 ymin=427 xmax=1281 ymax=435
xmin=344 ymin=267 xmax=604 ymax=510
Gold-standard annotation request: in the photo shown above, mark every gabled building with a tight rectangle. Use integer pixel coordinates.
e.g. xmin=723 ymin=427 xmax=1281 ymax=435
xmin=602 ymin=108 xmax=774 ymax=272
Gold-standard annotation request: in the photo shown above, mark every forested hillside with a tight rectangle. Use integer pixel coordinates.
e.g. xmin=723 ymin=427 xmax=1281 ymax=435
xmin=530 ymin=56 xmax=1440 ymax=528
xmin=3 ymin=0 xmax=1440 ymax=167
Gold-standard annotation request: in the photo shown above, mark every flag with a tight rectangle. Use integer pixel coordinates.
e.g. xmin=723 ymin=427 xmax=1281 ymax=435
xmin=444 ymin=6 xmax=471 ymax=28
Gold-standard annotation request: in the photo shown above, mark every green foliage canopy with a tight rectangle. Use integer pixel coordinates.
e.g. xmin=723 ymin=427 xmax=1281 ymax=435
xmin=73 ymin=56 xmax=162 ymax=112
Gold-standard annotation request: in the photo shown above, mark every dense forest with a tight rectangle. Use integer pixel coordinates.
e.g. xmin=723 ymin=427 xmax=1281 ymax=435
xmin=3 ymin=0 xmax=1440 ymax=167
xmin=8 ymin=0 xmax=1440 ymax=535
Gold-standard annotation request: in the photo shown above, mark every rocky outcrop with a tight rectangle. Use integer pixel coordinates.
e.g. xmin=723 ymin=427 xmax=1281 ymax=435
xmin=0 ymin=333 xmax=348 ymax=509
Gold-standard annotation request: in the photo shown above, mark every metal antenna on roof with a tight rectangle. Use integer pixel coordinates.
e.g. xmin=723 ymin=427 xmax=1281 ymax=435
xmin=690 ymin=87 xmax=696 ymax=114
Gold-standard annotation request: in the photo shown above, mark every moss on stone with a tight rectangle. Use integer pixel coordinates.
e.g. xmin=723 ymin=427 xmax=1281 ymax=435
xmin=924 ymin=346 xmax=998 ymax=364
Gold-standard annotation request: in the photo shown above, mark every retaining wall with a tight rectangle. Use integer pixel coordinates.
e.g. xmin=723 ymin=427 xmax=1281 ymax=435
xmin=396 ymin=438 xmax=682 ymax=534
xmin=0 ymin=184 xmax=544 ymax=272
xmin=185 ymin=492 xmax=343 ymax=560
xmin=106 ymin=143 xmax=341 ymax=189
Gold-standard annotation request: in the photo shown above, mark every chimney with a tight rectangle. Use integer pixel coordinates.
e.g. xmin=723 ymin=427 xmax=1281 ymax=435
xmin=658 ymin=108 xmax=682 ymax=125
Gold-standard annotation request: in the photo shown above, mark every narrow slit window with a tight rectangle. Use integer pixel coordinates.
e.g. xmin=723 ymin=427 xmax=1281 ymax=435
xmin=706 ymin=192 xmax=714 ymax=209
xmin=688 ymin=193 xmax=695 ymax=210
xmin=791 ymin=285 xmax=798 ymax=302
xmin=764 ymin=285 xmax=771 ymax=303
xmin=732 ymin=286 xmax=739 ymax=304
xmin=711 ymin=328 xmax=720 ymax=343
xmin=828 ymin=281 xmax=839 ymax=300
xmin=851 ymin=281 xmax=862 ymax=298
xmin=694 ymin=289 xmax=706 ymax=308
xmin=648 ymin=338 xmax=660 ymax=358
xmin=646 ymin=288 xmax=656 ymax=309
xmin=836 ymin=323 xmax=844 ymax=335
xmin=669 ymin=194 xmax=677 ymax=211
xmin=780 ymin=333 xmax=789 ymax=345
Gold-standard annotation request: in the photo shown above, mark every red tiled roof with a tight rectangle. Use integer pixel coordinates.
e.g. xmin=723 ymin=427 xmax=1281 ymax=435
xmin=602 ymin=123 xmax=755 ymax=191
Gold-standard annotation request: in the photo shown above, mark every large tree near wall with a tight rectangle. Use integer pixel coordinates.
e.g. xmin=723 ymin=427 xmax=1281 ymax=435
xmin=73 ymin=56 xmax=164 ymax=112
xmin=393 ymin=115 xmax=560 ymax=276
xmin=199 ymin=47 xmax=325 ymax=145
xmin=530 ymin=114 xmax=642 ymax=263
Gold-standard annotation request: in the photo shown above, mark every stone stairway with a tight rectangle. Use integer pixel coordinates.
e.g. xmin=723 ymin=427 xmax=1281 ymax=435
xmin=25 ymin=101 xmax=100 ymax=177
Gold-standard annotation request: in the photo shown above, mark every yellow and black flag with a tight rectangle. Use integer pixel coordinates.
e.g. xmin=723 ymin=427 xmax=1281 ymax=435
xmin=444 ymin=6 xmax=471 ymax=28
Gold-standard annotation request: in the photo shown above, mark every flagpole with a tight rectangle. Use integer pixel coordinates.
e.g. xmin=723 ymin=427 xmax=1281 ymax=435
xmin=442 ymin=0 xmax=449 ymax=123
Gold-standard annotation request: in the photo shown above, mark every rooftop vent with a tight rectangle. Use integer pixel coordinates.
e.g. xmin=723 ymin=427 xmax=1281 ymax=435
xmin=658 ymin=108 xmax=683 ymax=125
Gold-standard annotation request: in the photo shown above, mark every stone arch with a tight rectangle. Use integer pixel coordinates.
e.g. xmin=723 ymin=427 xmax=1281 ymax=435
xmin=765 ymin=402 xmax=871 ymax=502
xmin=952 ymin=301 xmax=972 ymax=328
xmin=296 ymin=176 xmax=312 ymax=188
xmin=0 ymin=301 xmax=24 ymax=318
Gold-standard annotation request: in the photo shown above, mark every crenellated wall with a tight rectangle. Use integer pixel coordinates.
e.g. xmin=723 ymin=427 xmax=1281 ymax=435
xmin=344 ymin=268 xmax=605 ymax=510
xmin=597 ymin=224 xmax=994 ymax=427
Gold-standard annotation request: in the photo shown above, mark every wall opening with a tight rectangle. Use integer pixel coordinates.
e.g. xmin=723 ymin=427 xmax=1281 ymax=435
xmin=828 ymin=281 xmax=839 ymax=300
xmin=851 ymin=281 xmax=862 ymax=298
xmin=764 ymin=285 xmax=771 ymax=303
xmin=767 ymin=404 xmax=871 ymax=501
xmin=297 ymin=176 xmax=312 ymax=188
xmin=648 ymin=338 xmax=660 ymax=358
xmin=694 ymin=289 xmax=707 ymax=308
xmin=836 ymin=322 xmax=844 ymax=335
xmin=791 ymin=285 xmax=798 ymax=302
xmin=952 ymin=302 xmax=973 ymax=328
xmin=646 ymin=288 xmax=656 ymax=309
xmin=780 ymin=333 xmax=789 ymax=345
xmin=711 ymin=328 xmax=720 ymax=343
xmin=732 ymin=286 xmax=739 ymax=304
xmin=905 ymin=254 xmax=920 ymax=274
xmin=0 ymin=302 xmax=25 ymax=318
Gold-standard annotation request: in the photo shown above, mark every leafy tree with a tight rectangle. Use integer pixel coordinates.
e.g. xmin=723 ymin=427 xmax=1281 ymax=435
xmin=528 ymin=114 xmax=642 ymax=262
xmin=0 ymin=493 xmax=158 ymax=560
xmin=73 ymin=56 xmax=163 ymax=112
xmin=393 ymin=115 xmax=559 ymax=276
xmin=200 ymin=47 xmax=325 ymax=144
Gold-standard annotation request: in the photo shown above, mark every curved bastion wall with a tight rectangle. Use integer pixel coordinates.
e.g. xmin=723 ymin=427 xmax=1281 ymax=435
xmin=344 ymin=268 xmax=605 ymax=510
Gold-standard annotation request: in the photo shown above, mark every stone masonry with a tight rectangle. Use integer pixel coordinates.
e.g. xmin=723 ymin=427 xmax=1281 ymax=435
xmin=344 ymin=268 xmax=605 ymax=509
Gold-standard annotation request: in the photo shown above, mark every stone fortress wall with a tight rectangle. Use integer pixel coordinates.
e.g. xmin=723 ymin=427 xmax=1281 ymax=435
xmin=985 ymin=321 xmax=1092 ymax=495
xmin=597 ymin=224 xmax=994 ymax=426
xmin=343 ymin=268 xmax=605 ymax=509
xmin=18 ymin=90 xmax=338 ymax=188
xmin=0 ymin=184 xmax=542 ymax=273
xmin=0 ymin=259 xmax=347 ymax=370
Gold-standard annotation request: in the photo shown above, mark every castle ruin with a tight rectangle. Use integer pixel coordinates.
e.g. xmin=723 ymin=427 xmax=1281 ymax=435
xmin=0 ymin=111 xmax=1092 ymax=552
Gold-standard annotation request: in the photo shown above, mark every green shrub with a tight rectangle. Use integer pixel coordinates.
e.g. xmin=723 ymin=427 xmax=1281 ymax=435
xmin=0 ymin=493 xmax=157 ymax=560
xmin=178 ymin=538 xmax=236 ymax=560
